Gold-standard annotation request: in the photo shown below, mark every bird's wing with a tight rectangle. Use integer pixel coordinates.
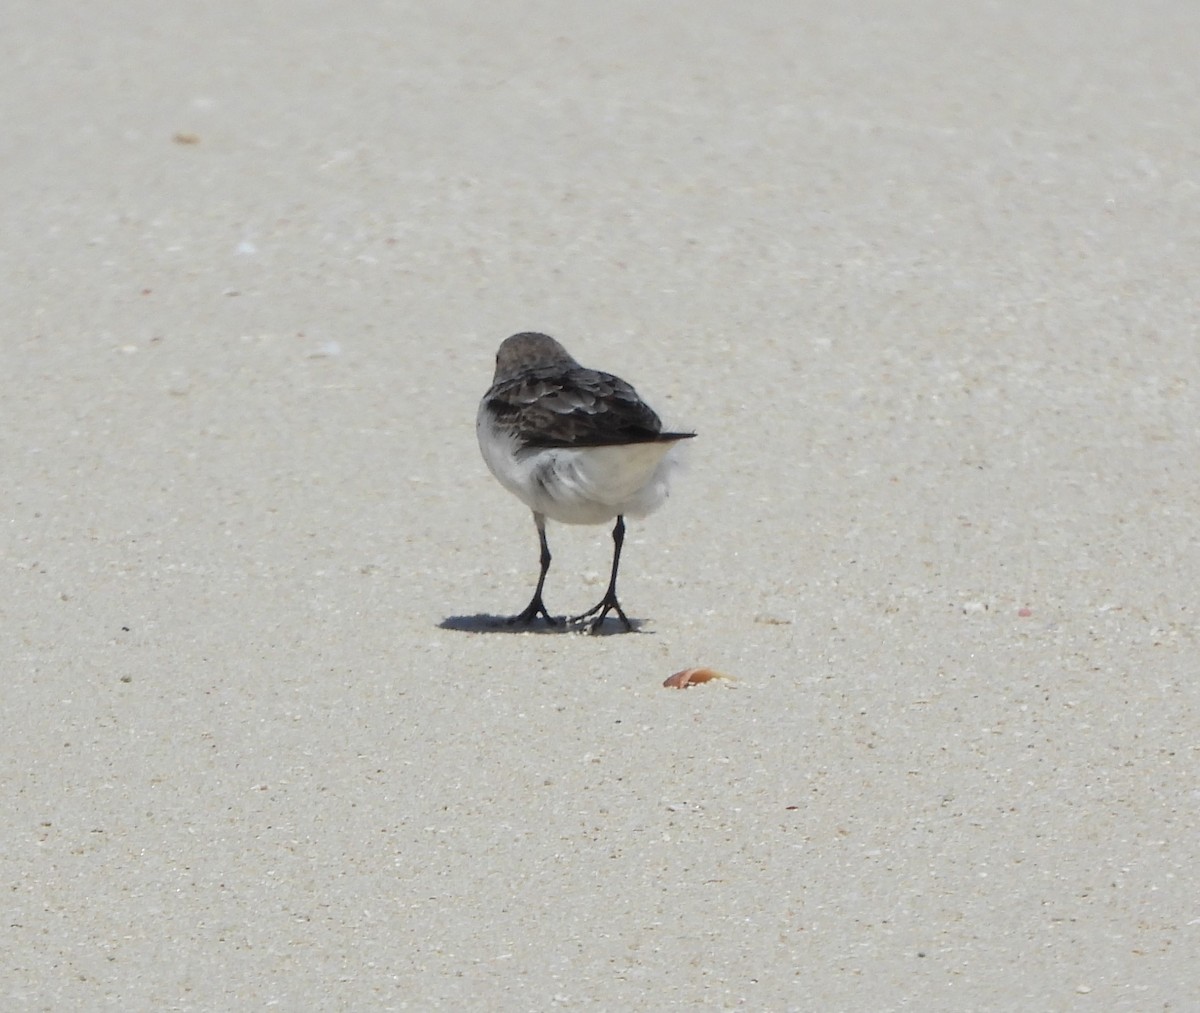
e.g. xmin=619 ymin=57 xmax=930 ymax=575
xmin=487 ymin=364 xmax=667 ymax=447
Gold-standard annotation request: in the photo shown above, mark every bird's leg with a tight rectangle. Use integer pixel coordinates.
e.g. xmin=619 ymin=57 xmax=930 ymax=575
xmin=508 ymin=512 xmax=559 ymax=626
xmin=570 ymin=515 xmax=633 ymax=634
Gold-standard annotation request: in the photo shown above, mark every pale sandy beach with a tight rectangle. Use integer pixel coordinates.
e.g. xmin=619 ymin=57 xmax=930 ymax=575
xmin=4 ymin=2 xmax=1198 ymax=1008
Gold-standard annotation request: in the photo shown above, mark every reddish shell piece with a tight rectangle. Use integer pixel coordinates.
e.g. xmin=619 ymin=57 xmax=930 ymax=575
xmin=663 ymin=667 xmax=729 ymax=689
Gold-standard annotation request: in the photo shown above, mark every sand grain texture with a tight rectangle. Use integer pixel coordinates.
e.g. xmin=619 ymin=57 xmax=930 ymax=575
xmin=3 ymin=2 xmax=1198 ymax=1009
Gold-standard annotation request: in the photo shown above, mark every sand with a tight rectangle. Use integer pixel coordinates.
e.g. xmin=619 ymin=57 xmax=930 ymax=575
xmin=3 ymin=1 xmax=1198 ymax=1008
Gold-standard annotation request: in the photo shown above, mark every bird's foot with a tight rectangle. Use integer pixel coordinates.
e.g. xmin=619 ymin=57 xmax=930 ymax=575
xmin=569 ymin=593 xmax=632 ymax=634
xmin=506 ymin=595 xmax=560 ymax=628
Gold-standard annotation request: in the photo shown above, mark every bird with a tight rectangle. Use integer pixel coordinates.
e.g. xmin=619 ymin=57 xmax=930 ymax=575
xmin=477 ymin=332 xmax=694 ymax=633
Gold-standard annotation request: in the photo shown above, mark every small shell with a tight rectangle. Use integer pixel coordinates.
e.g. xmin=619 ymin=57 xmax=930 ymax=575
xmin=663 ymin=667 xmax=730 ymax=689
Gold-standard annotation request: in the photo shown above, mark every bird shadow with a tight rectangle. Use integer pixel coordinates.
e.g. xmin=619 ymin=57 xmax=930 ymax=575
xmin=438 ymin=613 xmax=648 ymax=635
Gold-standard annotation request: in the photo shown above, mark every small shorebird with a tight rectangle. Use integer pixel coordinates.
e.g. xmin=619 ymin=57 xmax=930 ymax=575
xmin=477 ymin=332 xmax=694 ymax=633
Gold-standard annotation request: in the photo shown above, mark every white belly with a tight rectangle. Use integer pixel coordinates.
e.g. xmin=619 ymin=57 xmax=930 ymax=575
xmin=478 ymin=412 xmax=683 ymax=525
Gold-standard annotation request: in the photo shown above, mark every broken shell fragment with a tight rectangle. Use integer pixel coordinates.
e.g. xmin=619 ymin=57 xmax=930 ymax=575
xmin=663 ymin=667 xmax=731 ymax=689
